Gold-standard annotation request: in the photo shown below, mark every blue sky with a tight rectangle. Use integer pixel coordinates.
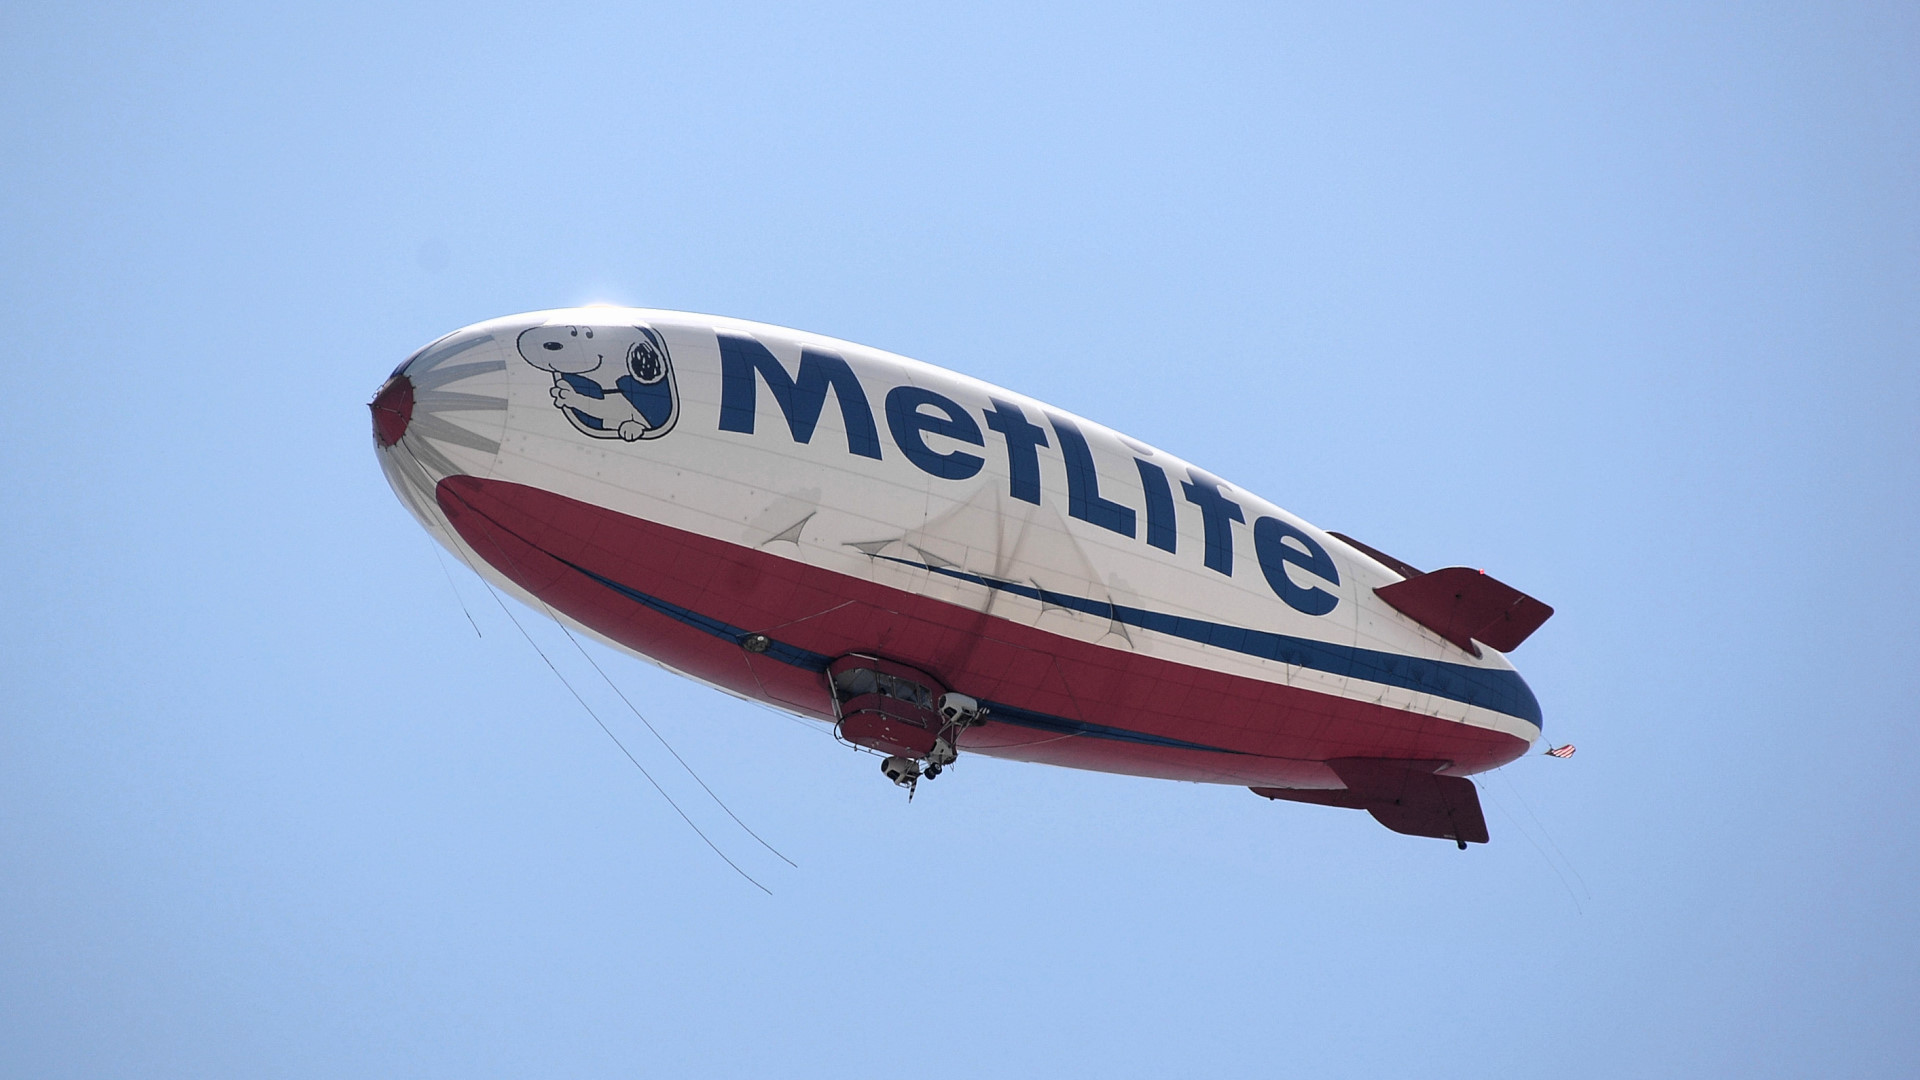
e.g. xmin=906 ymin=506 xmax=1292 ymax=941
xmin=3 ymin=2 xmax=1916 ymax=1076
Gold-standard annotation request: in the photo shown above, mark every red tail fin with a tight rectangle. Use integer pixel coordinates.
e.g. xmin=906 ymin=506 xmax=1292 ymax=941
xmin=1373 ymin=566 xmax=1553 ymax=655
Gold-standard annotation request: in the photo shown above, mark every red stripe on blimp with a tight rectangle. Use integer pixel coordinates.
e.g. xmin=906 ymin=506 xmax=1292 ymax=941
xmin=436 ymin=476 xmax=1529 ymax=788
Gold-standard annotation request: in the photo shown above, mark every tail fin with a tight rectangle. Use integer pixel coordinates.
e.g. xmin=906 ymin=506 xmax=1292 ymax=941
xmin=1254 ymin=758 xmax=1490 ymax=846
xmin=1375 ymin=566 xmax=1553 ymax=655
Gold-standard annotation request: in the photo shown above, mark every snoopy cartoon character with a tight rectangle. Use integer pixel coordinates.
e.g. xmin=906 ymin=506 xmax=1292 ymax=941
xmin=516 ymin=324 xmax=679 ymax=441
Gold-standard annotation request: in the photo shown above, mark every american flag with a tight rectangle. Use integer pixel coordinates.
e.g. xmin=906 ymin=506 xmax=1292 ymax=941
xmin=1545 ymin=743 xmax=1576 ymax=758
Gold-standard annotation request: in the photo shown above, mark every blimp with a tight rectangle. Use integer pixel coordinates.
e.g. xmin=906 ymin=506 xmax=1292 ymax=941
xmin=370 ymin=307 xmax=1553 ymax=847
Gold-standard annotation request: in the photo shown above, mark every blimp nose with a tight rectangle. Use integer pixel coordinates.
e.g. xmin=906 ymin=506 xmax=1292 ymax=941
xmin=370 ymin=374 xmax=414 ymax=447
xmin=367 ymin=327 xmax=511 ymax=498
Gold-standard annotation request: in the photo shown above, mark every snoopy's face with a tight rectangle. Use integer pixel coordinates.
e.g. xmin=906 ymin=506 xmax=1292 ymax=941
xmin=517 ymin=325 xmax=675 ymax=384
xmin=517 ymin=325 xmax=611 ymax=375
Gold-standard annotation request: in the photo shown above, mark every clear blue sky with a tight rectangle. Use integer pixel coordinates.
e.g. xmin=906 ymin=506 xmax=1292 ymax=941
xmin=4 ymin=2 xmax=1916 ymax=1076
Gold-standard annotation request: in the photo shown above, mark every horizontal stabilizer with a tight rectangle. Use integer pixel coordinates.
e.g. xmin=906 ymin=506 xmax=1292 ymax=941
xmin=1374 ymin=566 xmax=1553 ymax=654
xmin=1253 ymin=758 xmax=1489 ymax=845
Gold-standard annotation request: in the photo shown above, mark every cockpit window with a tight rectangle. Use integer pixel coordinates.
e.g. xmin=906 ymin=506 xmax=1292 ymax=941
xmin=831 ymin=668 xmax=935 ymax=708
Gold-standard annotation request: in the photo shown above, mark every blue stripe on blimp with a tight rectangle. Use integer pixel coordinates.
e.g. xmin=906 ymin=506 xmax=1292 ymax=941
xmin=569 ymin=561 xmax=836 ymax=673
xmin=553 ymin=537 xmax=1535 ymax=739
xmin=563 ymin=557 xmax=1241 ymax=753
xmin=873 ymin=555 xmax=1543 ymax=730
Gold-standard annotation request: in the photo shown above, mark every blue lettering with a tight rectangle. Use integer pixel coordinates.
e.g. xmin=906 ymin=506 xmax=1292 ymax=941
xmin=1253 ymin=516 xmax=1341 ymax=615
xmin=983 ymin=398 xmax=1049 ymax=504
xmin=1181 ymin=470 xmax=1244 ymax=575
xmin=1049 ymin=415 xmax=1136 ymax=537
xmin=716 ymin=334 xmax=882 ymax=459
xmin=1135 ymin=459 xmax=1177 ymax=553
xmin=886 ymin=386 xmax=986 ymax=480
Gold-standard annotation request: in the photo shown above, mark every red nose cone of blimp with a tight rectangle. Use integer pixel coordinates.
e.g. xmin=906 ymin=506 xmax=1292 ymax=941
xmin=370 ymin=374 xmax=415 ymax=447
